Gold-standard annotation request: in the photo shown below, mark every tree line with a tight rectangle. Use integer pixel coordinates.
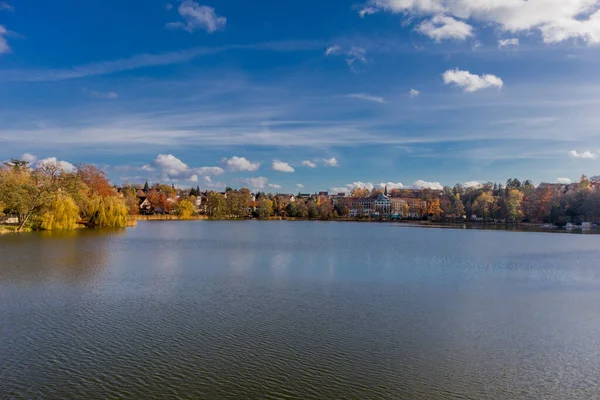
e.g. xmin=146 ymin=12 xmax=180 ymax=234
xmin=0 ymin=160 xmax=128 ymax=232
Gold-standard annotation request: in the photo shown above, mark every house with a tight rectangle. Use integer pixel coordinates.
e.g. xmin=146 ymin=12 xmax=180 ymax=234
xmin=0 ymin=215 xmax=19 ymax=225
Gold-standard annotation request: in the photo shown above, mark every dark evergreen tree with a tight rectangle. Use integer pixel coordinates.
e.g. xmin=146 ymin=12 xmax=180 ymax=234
xmin=143 ymin=180 xmax=149 ymax=193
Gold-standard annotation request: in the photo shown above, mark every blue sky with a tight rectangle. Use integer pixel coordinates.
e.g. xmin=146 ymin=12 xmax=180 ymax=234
xmin=2 ymin=0 xmax=600 ymax=192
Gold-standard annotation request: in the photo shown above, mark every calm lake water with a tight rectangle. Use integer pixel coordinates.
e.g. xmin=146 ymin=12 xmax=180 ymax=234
xmin=2 ymin=221 xmax=600 ymax=399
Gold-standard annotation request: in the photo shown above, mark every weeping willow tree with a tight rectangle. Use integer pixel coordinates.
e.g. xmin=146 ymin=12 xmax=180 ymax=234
xmin=40 ymin=193 xmax=80 ymax=230
xmin=88 ymin=195 xmax=128 ymax=228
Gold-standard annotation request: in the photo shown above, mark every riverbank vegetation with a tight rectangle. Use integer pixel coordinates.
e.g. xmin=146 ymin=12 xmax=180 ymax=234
xmin=3 ymin=157 xmax=600 ymax=231
xmin=0 ymin=160 xmax=128 ymax=232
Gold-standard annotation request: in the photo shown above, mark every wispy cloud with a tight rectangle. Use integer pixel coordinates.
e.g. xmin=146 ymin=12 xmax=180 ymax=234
xmin=0 ymin=2 xmax=13 ymax=11
xmin=325 ymin=45 xmax=368 ymax=72
xmin=345 ymin=93 xmax=385 ymax=104
xmin=0 ymin=25 xmax=10 ymax=54
xmin=443 ymin=69 xmax=503 ymax=92
xmin=85 ymin=89 xmax=119 ymax=99
xmin=556 ymin=177 xmax=572 ymax=184
xmin=302 ymin=160 xmax=317 ymax=168
xmin=166 ymin=1 xmax=226 ymax=33
xmin=268 ymin=183 xmax=282 ymax=189
xmin=296 ymin=184 xmax=305 ymax=189
xmin=498 ymin=38 xmax=519 ymax=48
xmin=409 ymin=89 xmax=420 ymax=97
xmin=0 ymin=40 xmax=325 ymax=82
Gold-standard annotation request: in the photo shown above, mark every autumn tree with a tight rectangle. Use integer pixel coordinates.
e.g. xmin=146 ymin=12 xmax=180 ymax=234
xmin=473 ymin=191 xmax=496 ymax=222
xmin=427 ymin=198 xmax=443 ymax=219
xmin=40 ymin=193 xmax=80 ymax=230
xmin=0 ymin=160 xmax=63 ymax=231
xmin=317 ymin=196 xmax=334 ymax=220
xmin=175 ymin=199 xmax=195 ymax=220
xmin=88 ymin=195 xmax=128 ymax=228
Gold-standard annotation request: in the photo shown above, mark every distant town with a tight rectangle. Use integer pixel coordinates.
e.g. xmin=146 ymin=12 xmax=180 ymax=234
xmin=1 ymin=158 xmax=600 ymax=232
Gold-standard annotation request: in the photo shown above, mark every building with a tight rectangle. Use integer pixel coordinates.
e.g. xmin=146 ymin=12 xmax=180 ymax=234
xmin=373 ymin=193 xmax=392 ymax=214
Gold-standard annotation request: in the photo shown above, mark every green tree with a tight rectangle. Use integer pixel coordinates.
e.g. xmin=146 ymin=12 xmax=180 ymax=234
xmin=257 ymin=198 xmax=273 ymax=219
xmin=506 ymin=188 xmax=524 ymax=222
xmin=206 ymin=192 xmax=225 ymax=219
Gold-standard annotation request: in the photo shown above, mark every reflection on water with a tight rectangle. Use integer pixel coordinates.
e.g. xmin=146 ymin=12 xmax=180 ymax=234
xmin=1 ymin=221 xmax=600 ymax=399
xmin=0 ymin=228 xmax=124 ymax=284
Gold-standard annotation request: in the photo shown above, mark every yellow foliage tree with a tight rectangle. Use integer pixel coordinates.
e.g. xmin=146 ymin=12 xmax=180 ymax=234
xmin=428 ymin=198 xmax=443 ymax=218
xmin=88 ymin=195 xmax=128 ymax=228
xmin=40 ymin=193 xmax=80 ymax=230
xmin=176 ymin=199 xmax=195 ymax=220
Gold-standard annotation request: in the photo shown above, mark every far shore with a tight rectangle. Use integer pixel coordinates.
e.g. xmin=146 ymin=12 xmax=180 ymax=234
xmin=3 ymin=218 xmax=598 ymax=235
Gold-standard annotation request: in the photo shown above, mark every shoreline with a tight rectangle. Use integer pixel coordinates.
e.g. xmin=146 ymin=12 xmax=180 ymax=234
xmin=2 ymin=218 xmax=598 ymax=236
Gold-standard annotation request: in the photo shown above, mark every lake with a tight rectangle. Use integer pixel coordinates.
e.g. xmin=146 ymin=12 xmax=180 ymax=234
xmin=1 ymin=221 xmax=600 ymax=399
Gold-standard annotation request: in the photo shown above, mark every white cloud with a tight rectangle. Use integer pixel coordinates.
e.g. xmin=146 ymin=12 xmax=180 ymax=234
xmin=417 ymin=15 xmax=474 ymax=41
xmin=345 ymin=93 xmax=386 ymax=104
xmin=86 ymin=89 xmax=119 ymax=99
xmin=166 ymin=1 xmax=226 ymax=33
xmin=151 ymin=154 xmax=224 ymax=180
xmin=463 ymin=181 xmax=483 ymax=189
xmin=443 ymin=69 xmax=503 ymax=92
xmin=272 ymin=160 xmax=295 ymax=173
xmin=330 ymin=181 xmax=375 ymax=194
xmin=409 ymin=88 xmax=420 ymax=97
xmin=410 ymin=180 xmax=444 ymax=190
xmin=568 ymin=150 xmax=597 ymax=159
xmin=268 ymin=183 xmax=282 ymax=189
xmin=361 ymin=0 xmax=600 ymax=44
xmin=324 ymin=45 xmax=343 ymax=56
xmin=498 ymin=38 xmax=520 ymax=48
xmin=0 ymin=25 xmax=10 ymax=54
xmin=0 ymin=2 xmax=13 ymax=11
xmin=557 ymin=177 xmax=572 ymax=184
xmin=378 ymin=182 xmax=404 ymax=190
xmin=302 ymin=160 xmax=317 ymax=168
xmin=323 ymin=157 xmax=339 ymax=167
xmin=222 ymin=156 xmax=260 ymax=171
xmin=241 ymin=176 xmax=269 ymax=190
xmin=359 ymin=7 xmax=379 ymax=18
xmin=296 ymin=184 xmax=305 ymax=189
xmin=21 ymin=153 xmax=37 ymax=164
xmin=37 ymin=157 xmax=76 ymax=172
